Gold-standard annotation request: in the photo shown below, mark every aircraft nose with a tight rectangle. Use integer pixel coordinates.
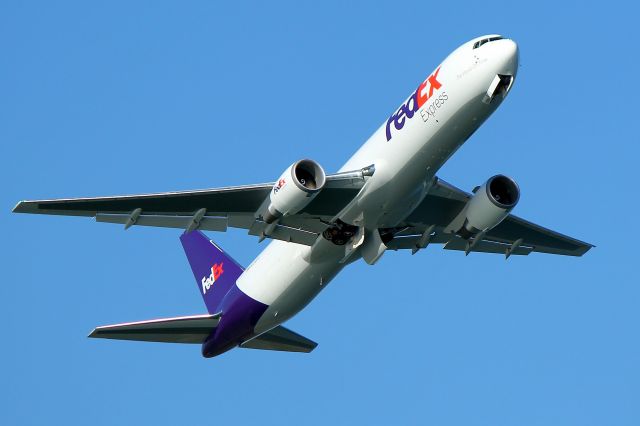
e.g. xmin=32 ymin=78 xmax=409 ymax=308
xmin=499 ymin=39 xmax=519 ymax=76
xmin=482 ymin=39 xmax=519 ymax=103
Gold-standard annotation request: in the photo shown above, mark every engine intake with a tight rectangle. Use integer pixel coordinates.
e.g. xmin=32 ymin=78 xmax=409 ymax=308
xmin=263 ymin=159 xmax=326 ymax=223
xmin=458 ymin=174 xmax=519 ymax=238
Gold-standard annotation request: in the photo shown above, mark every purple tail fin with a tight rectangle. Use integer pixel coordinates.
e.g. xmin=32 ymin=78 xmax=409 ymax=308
xmin=179 ymin=231 xmax=244 ymax=314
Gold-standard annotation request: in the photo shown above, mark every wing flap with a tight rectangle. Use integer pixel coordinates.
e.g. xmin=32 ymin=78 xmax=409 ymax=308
xmin=88 ymin=314 xmax=220 ymax=344
xmin=96 ymin=213 xmax=229 ymax=232
xmin=443 ymin=235 xmax=533 ymax=255
xmin=240 ymin=326 xmax=317 ymax=353
xmin=387 ymin=233 xmax=534 ymax=256
xmin=247 ymin=220 xmax=320 ymax=246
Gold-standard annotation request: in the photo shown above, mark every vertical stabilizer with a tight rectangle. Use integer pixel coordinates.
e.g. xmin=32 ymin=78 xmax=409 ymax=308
xmin=179 ymin=231 xmax=244 ymax=314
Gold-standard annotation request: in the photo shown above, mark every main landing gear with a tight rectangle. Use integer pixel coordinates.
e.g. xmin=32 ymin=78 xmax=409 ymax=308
xmin=322 ymin=220 xmax=359 ymax=246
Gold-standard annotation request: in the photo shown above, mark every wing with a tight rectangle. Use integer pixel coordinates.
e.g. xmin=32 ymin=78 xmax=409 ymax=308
xmin=88 ymin=314 xmax=221 ymax=344
xmin=13 ymin=167 xmax=373 ymax=246
xmin=387 ymin=177 xmax=593 ymax=257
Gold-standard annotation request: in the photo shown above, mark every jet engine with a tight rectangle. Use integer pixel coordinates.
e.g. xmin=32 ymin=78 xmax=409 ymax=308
xmin=458 ymin=174 xmax=520 ymax=238
xmin=262 ymin=159 xmax=326 ymax=223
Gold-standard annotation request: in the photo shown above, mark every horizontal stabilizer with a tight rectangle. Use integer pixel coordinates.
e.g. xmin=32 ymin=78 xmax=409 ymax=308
xmin=240 ymin=326 xmax=318 ymax=353
xmin=88 ymin=314 xmax=220 ymax=344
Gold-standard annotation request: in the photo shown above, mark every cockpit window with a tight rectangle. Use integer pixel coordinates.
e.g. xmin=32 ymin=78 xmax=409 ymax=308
xmin=473 ymin=36 xmax=504 ymax=49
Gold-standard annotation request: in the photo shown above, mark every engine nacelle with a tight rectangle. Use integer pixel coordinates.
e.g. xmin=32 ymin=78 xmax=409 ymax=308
xmin=263 ymin=159 xmax=326 ymax=223
xmin=458 ymin=174 xmax=520 ymax=238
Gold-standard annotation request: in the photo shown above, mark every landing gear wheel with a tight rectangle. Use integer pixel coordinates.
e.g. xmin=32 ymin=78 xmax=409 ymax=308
xmin=322 ymin=220 xmax=359 ymax=246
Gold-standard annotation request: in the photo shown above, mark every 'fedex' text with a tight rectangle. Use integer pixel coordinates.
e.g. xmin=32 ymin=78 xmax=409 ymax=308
xmin=202 ymin=262 xmax=224 ymax=294
xmin=385 ymin=67 xmax=443 ymax=141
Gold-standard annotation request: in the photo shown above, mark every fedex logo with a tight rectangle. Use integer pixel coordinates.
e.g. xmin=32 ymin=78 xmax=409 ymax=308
xmin=201 ymin=262 xmax=224 ymax=294
xmin=385 ymin=67 xmax=443 ymax=141
xmin=273 ymin=178 xmax=286 ymax=194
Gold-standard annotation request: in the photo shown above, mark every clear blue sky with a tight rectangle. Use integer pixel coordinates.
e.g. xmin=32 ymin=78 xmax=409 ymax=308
xmin=1 ymin=1 xmax=637 ymax=425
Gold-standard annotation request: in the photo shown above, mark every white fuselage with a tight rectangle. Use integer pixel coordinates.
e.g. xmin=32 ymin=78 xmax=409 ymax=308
xmin=236 ymin=35 xmax=519 ymax=335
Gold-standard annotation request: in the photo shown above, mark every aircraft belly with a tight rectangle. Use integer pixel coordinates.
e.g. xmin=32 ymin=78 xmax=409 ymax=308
xmin=237 ymin=239 xmax=348 ymax=335
xmin=254 ymin=258 xmax=342 ymax=334
xmin=239 ymin=239 xmax=344 ymax=300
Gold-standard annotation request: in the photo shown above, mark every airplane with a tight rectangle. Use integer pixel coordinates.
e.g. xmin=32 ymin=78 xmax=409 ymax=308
xmin=13 ymin=35 xmax=593 ymax=358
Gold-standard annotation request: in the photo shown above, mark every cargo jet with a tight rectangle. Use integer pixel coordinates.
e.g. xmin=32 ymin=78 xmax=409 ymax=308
xmin=13 ymin=35 xmax=592 ymax=357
